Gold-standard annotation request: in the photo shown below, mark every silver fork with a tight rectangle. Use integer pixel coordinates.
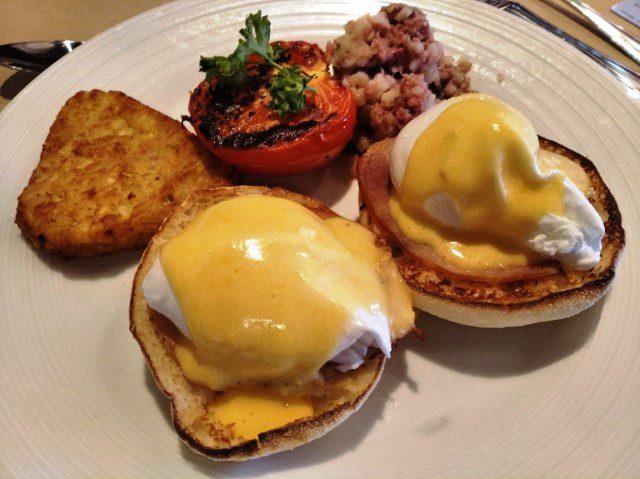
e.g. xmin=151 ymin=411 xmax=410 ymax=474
xmin=479 ymin=0 xmax=640 ymax=95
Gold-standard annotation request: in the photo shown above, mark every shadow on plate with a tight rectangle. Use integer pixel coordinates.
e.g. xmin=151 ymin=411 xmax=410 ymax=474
xmin=407 ymin=298 xmax=605 ymax=377
xmin=180 ymin=348 xmax=411 ymax=476
xmin=1 ymin=70 xmax=38 ymax=100
xmin=35 ymin=248 xmax=142 ymax=279
xmin=242 ymin=146 xmax=357 ymax=210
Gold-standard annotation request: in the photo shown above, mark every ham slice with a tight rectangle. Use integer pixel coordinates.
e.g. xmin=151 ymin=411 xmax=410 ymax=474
xmin=356 ymin=139 xmax=559 ymax=283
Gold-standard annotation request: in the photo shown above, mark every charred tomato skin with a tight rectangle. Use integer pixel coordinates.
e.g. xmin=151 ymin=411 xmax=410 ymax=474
xmin=188 ymin=41 xmax=356 ymax=175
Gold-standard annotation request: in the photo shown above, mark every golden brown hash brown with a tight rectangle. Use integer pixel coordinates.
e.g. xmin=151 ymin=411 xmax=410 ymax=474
xmin=16 ymin=90 xmax=234 ymax=257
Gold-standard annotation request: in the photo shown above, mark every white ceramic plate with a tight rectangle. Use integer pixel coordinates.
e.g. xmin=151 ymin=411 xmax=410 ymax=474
xmin=1 ymin=1 xmax=639 ymax=477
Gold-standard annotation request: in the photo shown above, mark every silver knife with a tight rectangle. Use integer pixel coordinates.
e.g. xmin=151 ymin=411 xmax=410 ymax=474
xmin=481 ymin=0 xmax=640 ymax=96
xmin=560 ymin=0 xmax=640 ymax=66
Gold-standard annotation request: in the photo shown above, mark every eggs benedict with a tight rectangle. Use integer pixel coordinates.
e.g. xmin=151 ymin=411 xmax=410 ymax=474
xmin=130 ymin=186 xmax=414 ymax=459
xmin=356 ymin=94 xmax=624 ymax=327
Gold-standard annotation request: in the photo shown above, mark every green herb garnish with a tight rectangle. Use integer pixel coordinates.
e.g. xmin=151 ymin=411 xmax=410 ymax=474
xmin=268 ymin=65 xmax=316 ymax=116
xmin=199 ymin=11 xmax=316 ymax=116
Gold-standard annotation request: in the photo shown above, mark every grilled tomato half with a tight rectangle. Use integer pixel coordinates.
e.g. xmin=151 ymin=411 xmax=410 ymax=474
xmin=188 ymin=41 xmax=356 ymax=175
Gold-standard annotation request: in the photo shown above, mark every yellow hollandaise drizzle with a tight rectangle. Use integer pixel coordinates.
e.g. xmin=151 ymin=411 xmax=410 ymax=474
xmin=393 ymin=96 xmax=569 ymax=269
xmin=323 ymin=217 xmax=415 ymax=341
xmin=538 ymin=150 xmax=592 ymax=195
xmin=389 ymin=192 xmax=534 ymax=269
xmin=160 ymin=195 xmax=413 ymax=393
xmin=207 ymin=390 xmax=314 ymax=441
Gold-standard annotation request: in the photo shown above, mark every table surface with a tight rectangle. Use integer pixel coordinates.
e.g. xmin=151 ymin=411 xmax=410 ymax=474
xmin=0 ymin=0 xmax=639 ymax=113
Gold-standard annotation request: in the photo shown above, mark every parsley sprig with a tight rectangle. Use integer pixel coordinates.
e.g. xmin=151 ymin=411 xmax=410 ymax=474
xmin=199 ymin=11 xmax=316 ymax=116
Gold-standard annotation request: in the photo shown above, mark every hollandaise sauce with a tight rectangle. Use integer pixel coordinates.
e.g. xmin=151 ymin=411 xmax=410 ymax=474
xmin=392 ymin=95 xmax=569 ymax=270
xmin=160 ymin=195 xmax=412 ymax=395
xmin=207 ymin=390 xmax=314 ymax=441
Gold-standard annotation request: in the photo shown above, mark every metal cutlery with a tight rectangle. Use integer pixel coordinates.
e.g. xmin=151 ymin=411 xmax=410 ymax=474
xmin=481 ymin=0 xmax=640 ymax=96
xmin=559 ymin=0 xmax=640 ymax=66
xmin=0 ymin=40 xmax=82 ymax=73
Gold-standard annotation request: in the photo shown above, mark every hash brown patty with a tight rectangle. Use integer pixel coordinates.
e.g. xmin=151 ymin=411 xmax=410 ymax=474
xmin=16 ymin=90 xmax=233 ymax=257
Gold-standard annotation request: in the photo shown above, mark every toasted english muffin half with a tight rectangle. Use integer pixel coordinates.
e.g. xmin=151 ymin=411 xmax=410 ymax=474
xmin=357 ymin=137 xmax=625 ymax=328
xmin=130 ymin=186 xmax=386 ymax=460
xmin=16 ymin=90 xmax=233 ymax=257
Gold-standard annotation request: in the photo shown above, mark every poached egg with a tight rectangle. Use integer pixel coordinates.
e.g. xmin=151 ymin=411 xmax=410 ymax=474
xmin=142 ymin=195 xmax=414 ymax=394
xmin=389 ymin=93 xmax=604 ymax=271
